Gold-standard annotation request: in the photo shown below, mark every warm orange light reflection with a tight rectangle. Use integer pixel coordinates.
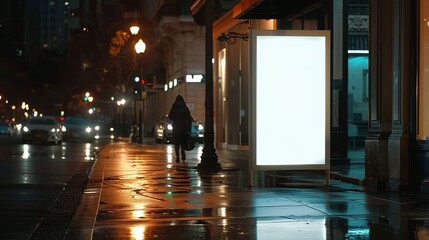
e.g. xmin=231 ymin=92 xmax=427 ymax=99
xmin=130 ymin=225 xmax=145 ymax=240
xmin=132 ymin=210 xmax=145 ymax=219
xmin=167 ymin=145 xmax=173 ymax=164
xmin=219 ymin=207 xmax=228 ymax=228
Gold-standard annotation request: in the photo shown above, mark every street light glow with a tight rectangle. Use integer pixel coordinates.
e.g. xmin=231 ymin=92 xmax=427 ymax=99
xmin=130 ymin=26 xmax=140 ymax=35
xmin=135 ymin=39 xmax=146 ymax=54
xmin=117 ymin=99 xmax=126 ymax=106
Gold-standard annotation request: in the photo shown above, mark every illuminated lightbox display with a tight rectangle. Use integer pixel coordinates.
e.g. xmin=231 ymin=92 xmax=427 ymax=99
xmin=251 ymin=30 xmax=330 ymax=171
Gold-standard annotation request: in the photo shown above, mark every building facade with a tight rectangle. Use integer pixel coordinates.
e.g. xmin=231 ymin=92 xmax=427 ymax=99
xmin=188 ymin=0 xmax=429 ymax=193
xmin=141 ymin=0 xmax=206 ymax=137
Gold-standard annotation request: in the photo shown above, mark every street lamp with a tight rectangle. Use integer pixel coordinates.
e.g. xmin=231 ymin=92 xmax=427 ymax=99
xmin=130 ymin=26 xmax=140 ymax=35
xmin=135 ymin=39 xmax=146 ymax=54
xmin=130 ymin=25 xmax=140 ymax=139
xmin=135 ymin=38 xmax=146 ymax=144
xmin=198 ymin=0 xmax=221 ymax=171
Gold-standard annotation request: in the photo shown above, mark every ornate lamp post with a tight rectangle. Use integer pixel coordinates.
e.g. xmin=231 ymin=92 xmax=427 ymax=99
xmin=198 ymin=0 xmax=221 ymax=171
xmin=135 ymin=39 xmax=146 ymax=144
xmin=130 ymin=25 xmax=140 ymax=142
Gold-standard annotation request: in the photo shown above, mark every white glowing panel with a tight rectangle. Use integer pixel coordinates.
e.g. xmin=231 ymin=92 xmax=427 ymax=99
xmin=251 ymin=30 xmax=330 ymax=170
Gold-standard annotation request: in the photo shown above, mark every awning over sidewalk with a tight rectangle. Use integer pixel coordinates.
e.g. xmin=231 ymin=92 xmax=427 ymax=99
xmin=190 ymin=0 xmax=326 ymax=25
xmin=232 ymin=0 xmax=325 ymax=19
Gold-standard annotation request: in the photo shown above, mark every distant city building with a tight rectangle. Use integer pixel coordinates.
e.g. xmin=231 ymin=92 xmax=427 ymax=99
xmin=1 ymin=0 xmax=125 ymax=60
xmin=22 ymin=0 xmax=80 ymax=59
xmin=39 ymin=0 xmax=70 ymax=55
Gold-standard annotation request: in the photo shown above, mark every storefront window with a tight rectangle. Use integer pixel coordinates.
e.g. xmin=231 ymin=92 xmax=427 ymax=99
xmin=347 ymin=4 xmax=369 ymax=149
xmin=418 ymin=0 xmax=429 ymax=140
xmin=218 ymin=48 xmax=227 ymax=143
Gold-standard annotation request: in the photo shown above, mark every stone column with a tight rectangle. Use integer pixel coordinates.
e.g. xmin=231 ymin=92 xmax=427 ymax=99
xmin=365 ymin=0 xmax=394 ymax=190
xmin=387 ymin=0 xmax=416 ymax=191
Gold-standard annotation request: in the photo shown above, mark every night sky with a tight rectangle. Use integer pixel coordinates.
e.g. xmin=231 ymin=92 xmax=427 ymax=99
xmin=0 ymin=0 xmax=142 ymax=115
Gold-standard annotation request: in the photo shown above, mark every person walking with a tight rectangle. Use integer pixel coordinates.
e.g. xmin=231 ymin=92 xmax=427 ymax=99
xmin=168 ymin=95 xmax=192 ymax=162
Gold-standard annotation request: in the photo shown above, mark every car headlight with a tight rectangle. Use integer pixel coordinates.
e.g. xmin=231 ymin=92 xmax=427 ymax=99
xmin=23 ymin=126 xmax=29 ymax=132
xmin=167 ymin=124 xmax=173 ymax=130
xmin=62 ymin=126 xmax=67 ymax=132
xmin=95 ymin=125 xmax=100 ymax=131
xmin=51 ymin=128 xmax=56 ymax=133
xmin=85 ymin=127 xmax=92 ymax=133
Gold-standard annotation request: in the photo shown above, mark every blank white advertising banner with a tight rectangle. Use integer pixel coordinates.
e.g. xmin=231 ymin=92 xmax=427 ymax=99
xmin=252 ymin=30 xmax=330 ymax=170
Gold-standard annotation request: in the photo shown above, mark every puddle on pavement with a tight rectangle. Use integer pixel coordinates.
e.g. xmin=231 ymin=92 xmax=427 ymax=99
xmin=93 ymin=216 xmax=429 ymax=239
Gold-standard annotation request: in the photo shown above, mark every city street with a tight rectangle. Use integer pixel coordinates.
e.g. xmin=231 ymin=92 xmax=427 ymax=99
xmin=0 ymin=135 xmax=108 ymax=239
xmin=1 ymin=0 xmax=428 ymax=239
xmin=63 ymin=139 xmax=429 ymax=240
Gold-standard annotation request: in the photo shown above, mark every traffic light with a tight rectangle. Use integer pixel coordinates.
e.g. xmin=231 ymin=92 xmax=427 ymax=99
xmin=133 ymin=76 xmax=141 ymax=94
xmin=133 ymin=76 xmax=145 ymax=93
xmin=59 ymin=111 xmax=65 ymax=121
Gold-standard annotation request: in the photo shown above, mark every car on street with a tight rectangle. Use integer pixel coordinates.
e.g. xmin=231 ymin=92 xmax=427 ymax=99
xmin=154 ymin=116 xmax=173 ymax=143
xmin=154 ymin=115 xmax=204 ymax=144
xmin=192 ymin=119 xmax=204 ymax=143
xmin=22 ymin=116 xmax=64 ymax=144
xmin=62 ymin=117 xmax=98 ymax=142
xmin=0 ymin=122 xmax=14 ymax=136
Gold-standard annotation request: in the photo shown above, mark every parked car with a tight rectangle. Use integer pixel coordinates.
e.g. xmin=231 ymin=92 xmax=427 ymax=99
xmin=62 ymin=117 xmax=98 ymax=142
xmin=154 ymin=115 xmax=204 ymax=144
xmin=0 ymin=122 xmax=14 ymax=136
xmin=22 ymin=116 xmax=63 ymax=144
xmin=154 ymin=116 xmax=173 ymax=143
xmin=192 ymin=119 xmax=204 ymax=144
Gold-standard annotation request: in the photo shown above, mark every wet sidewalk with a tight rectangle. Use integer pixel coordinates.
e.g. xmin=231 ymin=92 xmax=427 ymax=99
xmin=65 ymin=139 xmax=429 ymax=239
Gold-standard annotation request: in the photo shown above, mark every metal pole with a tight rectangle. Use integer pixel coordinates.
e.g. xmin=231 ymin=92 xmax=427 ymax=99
xmin=133 ymin=44 xmax=138 ymax=143
xmin=139 ymin=83 xmax=144 ymax=144
xmin=139 ymin=56 xmax=144 ymax=144
xmin=198 ymin=0 xmax=221 ymax=171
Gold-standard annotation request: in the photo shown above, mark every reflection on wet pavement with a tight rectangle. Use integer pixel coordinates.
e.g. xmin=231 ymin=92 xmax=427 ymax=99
xmin=68 ymin=142 xmax=429 ymax=240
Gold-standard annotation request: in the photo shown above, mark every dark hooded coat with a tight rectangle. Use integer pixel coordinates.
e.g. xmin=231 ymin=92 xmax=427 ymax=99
xmin=168 ymin=95 xmax=192 ymax=145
